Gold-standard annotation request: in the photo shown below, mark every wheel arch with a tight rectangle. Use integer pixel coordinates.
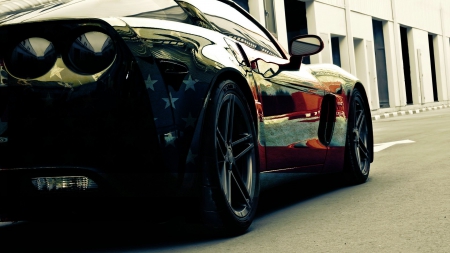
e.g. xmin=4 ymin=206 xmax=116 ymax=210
xmin=207 ymin=68 xmax=259 ymax=131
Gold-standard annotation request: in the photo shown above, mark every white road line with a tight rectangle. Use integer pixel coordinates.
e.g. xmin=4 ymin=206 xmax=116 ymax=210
xmin=374 ymin=140 xmax=415 ymax=152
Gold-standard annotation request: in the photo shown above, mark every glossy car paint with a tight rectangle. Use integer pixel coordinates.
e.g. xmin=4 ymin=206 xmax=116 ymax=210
xmin=0 ymin=0 xmax=372 ymax=220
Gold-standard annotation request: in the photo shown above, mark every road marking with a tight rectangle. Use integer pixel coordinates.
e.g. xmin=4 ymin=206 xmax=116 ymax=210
xmin=374 ymin=140 xmax=415 ymax=152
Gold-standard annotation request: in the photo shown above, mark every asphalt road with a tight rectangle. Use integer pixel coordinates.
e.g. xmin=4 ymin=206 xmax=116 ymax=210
xmin=1 ymin=108 xmax=450 ymax=252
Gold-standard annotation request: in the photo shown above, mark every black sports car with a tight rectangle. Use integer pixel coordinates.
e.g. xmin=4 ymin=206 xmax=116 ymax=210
xmin=0 ymin=0 xmax=373 ymax=234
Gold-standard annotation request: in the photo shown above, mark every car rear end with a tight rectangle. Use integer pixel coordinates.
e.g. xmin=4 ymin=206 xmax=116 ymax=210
xmin=0 ymin=17 xmax=176 ymax=221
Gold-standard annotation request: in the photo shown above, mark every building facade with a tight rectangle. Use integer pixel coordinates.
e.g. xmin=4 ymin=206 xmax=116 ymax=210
xmin=239 ymin=0 xmax=450 ymax=113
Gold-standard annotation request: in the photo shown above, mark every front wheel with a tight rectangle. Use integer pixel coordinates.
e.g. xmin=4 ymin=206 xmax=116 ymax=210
xmin=200 ymin=79 xmax=259 ymax=235
xmin=344 ymin=88 xmax=372 ymax=184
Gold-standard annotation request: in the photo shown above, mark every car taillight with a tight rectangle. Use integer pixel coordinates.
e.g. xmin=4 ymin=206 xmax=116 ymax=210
xmin=5 ymin=37 xmax=57 ymax=79
xmin=67 ymin=31 xmax=116 ymax=74
xmin=31 ymin=176 xmax=98 ymax=191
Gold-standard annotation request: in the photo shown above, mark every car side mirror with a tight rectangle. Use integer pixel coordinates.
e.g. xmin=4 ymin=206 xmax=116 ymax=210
xmin=289 ymin=35 xmax=324 ymax=57
xmin=281 ymin=35 xmax=324 ymax=71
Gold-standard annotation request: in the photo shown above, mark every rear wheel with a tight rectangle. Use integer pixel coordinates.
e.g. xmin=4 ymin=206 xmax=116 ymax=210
xmin=344 ymin=88 xmax=372 ymax=184
xmin=201 ymin=79 xmax=259 ymax=235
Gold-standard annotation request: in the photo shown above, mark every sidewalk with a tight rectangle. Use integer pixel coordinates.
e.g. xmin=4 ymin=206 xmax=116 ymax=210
xmin=371 ymin=104 xmax=450 ymax=121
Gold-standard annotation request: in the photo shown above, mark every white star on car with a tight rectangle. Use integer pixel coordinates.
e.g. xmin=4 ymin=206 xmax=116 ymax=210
xmin=186 ymin=149 xmax=197 ymax=164
xmin=50 ymin=66 xmax=64 ymax=79
xmin=182 ymin=112 xmax=197 ymax=128
xmin=162 ymin=92 xmax=178 ymax=109
xmin=145 ymin=74 xmax=158 ymax=90
xmin=183 ymin=75 xmax=198 ymax=91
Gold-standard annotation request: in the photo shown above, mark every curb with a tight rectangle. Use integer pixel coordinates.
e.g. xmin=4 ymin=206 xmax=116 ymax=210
xmin=371 ymin=105 xmax=450 ymax=121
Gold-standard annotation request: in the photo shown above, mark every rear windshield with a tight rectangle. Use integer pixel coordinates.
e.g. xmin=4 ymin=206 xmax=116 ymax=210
xmin=127 ymin=0 xmax=192 ymax=24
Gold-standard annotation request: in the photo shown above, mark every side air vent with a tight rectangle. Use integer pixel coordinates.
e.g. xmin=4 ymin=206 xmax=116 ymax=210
xmin=156 ymin=59 xmax=189 ymax=91
xmin=318 ymin=95 xmax=336 ymax=146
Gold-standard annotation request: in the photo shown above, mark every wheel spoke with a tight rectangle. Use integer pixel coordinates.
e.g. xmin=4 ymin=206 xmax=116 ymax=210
xmin=221 ymin=161 xmax=232 ymax=203
xmin=361 ymin=163 xmax=367 ymax=174
xmin=355 ymin=143 xmax=361 ymax=163
xmin=356 ymin=110 xmax=365 ymax=130
xmin=224 ymin=96 xmax=235 ymax=143
xmin=234 ymin=143 xmax=254 ymax=161
xmin=216 ymin=127 xmax=227 ymax=157
xmin=231 ymin=165 xmax=251 ymax=207
xmin=232 ymin=133 xmax=252 ymax=146
xmin=358 ymin=137 xmax=369 ymax=159
xmin=226 ymin=168 xmax=232 ymax=203
xmin=219 ymin=161 xmax=226 ymax=196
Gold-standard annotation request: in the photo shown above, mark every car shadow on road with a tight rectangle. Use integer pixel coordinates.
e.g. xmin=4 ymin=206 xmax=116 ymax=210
xmin=0 ymin=173 xmax=353 ymax=253
xmin=257 ymin=173 xmax=350 ymax=217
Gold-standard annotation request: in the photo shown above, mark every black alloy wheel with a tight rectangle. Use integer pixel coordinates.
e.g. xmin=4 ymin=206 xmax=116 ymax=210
xmin=344 ymin=88 xmax=372 ymax=184
xmin=201 ymin=79 xmax=259 ymax=235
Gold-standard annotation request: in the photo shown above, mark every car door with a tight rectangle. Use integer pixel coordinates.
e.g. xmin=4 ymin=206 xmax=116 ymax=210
xmin=248 ymin=52 xmax=328 ymax=171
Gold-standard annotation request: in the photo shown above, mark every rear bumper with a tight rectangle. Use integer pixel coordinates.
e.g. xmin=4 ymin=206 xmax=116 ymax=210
xmin=0 ymin=166 xmax=179 ymax=221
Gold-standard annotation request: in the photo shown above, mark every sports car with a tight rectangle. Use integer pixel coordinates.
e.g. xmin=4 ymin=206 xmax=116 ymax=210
xmin=0 ymin=0 xmax=373 ymax=234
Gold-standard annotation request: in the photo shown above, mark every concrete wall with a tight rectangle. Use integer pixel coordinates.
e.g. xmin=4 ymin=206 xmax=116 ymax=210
xmin=315 ymin=0 xmax=344 ymax=8
xmin=396 ymin=0 xmax=442 ymax=35
xmin=349 ymin=0 xmax=392 ymax=21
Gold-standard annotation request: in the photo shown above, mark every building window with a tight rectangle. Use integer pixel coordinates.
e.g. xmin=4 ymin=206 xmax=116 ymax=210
xmin=264 ymin=0 xmax=277 ymax=38
xmin=428 ymin=34 xmax=438 ymax=102
xmin=331 ymin=37 xmax=341 ymax=67
xmin=232 ymin=0 xmax=249 ymax=12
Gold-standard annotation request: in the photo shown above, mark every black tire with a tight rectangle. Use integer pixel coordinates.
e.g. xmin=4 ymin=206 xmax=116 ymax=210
xmin=344 ymin=88 xmax=372 ymax=184
xmin=200 ymin=79 xmax=259 ymax=235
